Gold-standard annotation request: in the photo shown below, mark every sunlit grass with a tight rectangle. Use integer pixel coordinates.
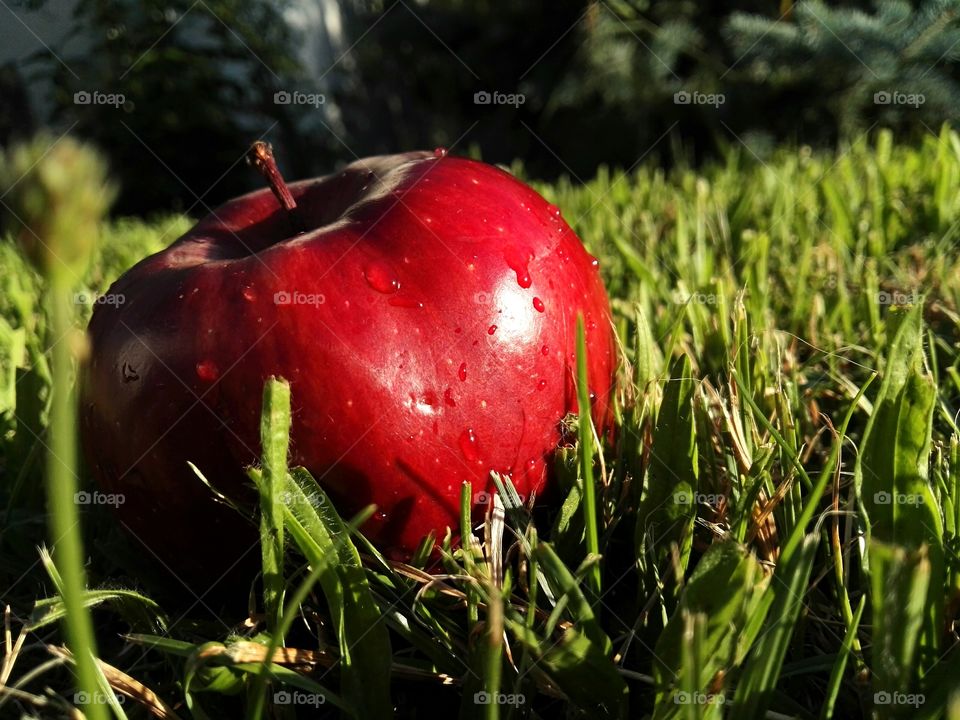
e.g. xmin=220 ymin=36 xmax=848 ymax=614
xmin=1 ymin=127 xmax=959 ymax=718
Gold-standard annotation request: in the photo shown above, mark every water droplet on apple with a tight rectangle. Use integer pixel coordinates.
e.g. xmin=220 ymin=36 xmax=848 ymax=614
xmin=458 ymin=362 xmax=467 ymax=381
xmin=388 ymin=296 xmax=423 ymax=308
xmin=364 ymin=263 xmax=400 ymax=294
xmin=195 ymin=360 xmax=219 ymax=382
xmin=242 ymin=286 xmax=256 ymax=301
xmin=537 ymin=379 xmax=547 ymax=390
xmin=541 ymin=345 xmax=549 ymax=355
xmin=487 ymin=324 xmax=497 ymax=335
xmin=374 ymin=510 xmax=388 ymax=522
xmin=458 ymin=428 xmax=479 ymax=462
xmin=590 ymin=256 xmax=600 ymax=269
xmin=533 ymin=297 xmax=545 ymax=313
xmin=444 ymin=388 xmax=456 ymax=406
xmin=504 ymin=248 xmax=533 ymax=288
xmin=547 ymin=204 xmax=561 ymax=217
xmin=433 ymin=147 xmax=448 ymax=158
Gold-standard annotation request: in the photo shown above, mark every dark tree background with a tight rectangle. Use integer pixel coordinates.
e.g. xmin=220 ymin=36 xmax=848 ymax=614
xmin=3 ymin=0 xmax=960 ymax=215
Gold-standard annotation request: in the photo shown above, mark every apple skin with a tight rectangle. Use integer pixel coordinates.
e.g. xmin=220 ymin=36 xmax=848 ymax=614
xmin=80 ymin=151 xmax=615 ymax=580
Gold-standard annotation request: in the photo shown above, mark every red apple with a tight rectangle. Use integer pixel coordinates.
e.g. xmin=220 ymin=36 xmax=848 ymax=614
xmin=80 ymin=145 xmax=615 ymax=582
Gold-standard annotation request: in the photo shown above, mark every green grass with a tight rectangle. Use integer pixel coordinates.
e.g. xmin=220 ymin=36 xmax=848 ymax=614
xmin=2 ymin=126 xmax=960 ymax=719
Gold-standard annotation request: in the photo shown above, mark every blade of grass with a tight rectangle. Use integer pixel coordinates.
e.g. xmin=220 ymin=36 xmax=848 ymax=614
xmin=90 ymin=649 xmax=128 ymax=720
xmin=504 ymin=615 xmax=628 ymax=719
xmin=858 ymin=304 xmax=944 ymax=673
xmin=576 ymin=315 xmax=602 ymax=599
xmin=534 ymin=542 xmax=611 ymax=655
xmin=0 ymin=137 xmax=114 ymax=720
xmin=636 ymin=354 xmax=698 ymax=610
xmin=255 ymin=376 xmax=290 ymax=640
xmin=247 ymin=559 xmax=334 ymax=720
xmin=484 ymin=574 xmax=504 ymax=720
xmin=731 ymin=533 xmax=818 ymax=718
xmin=282 ymin=468 xmax=392 ymax=718
xmin=869 ymin=541 xmax=931 ymax=715
xmin=29 ymin=588 xmax=166 ymax=632
xmin=652 ymin=541 xmax=768 ymax=717
xmin=821 ymin=595 xmax=866 ymax=720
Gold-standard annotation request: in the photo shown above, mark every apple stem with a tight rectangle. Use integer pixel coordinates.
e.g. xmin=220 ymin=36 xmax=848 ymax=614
xmin=247 ymin=141 xmax=304 ymax=233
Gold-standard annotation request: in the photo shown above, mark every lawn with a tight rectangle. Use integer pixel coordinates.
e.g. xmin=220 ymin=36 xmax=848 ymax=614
xmin=1 ymin=127 xmax=959 ymax=719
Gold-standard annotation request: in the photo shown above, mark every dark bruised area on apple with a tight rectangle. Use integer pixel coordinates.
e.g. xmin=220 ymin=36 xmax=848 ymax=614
xmin=80 ymin=146 xmax=615 ymax=586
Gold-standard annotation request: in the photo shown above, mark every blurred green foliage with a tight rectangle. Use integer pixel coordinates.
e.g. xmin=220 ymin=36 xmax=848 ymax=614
xmin=7 ymin=0 xmax=960 ymax=214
